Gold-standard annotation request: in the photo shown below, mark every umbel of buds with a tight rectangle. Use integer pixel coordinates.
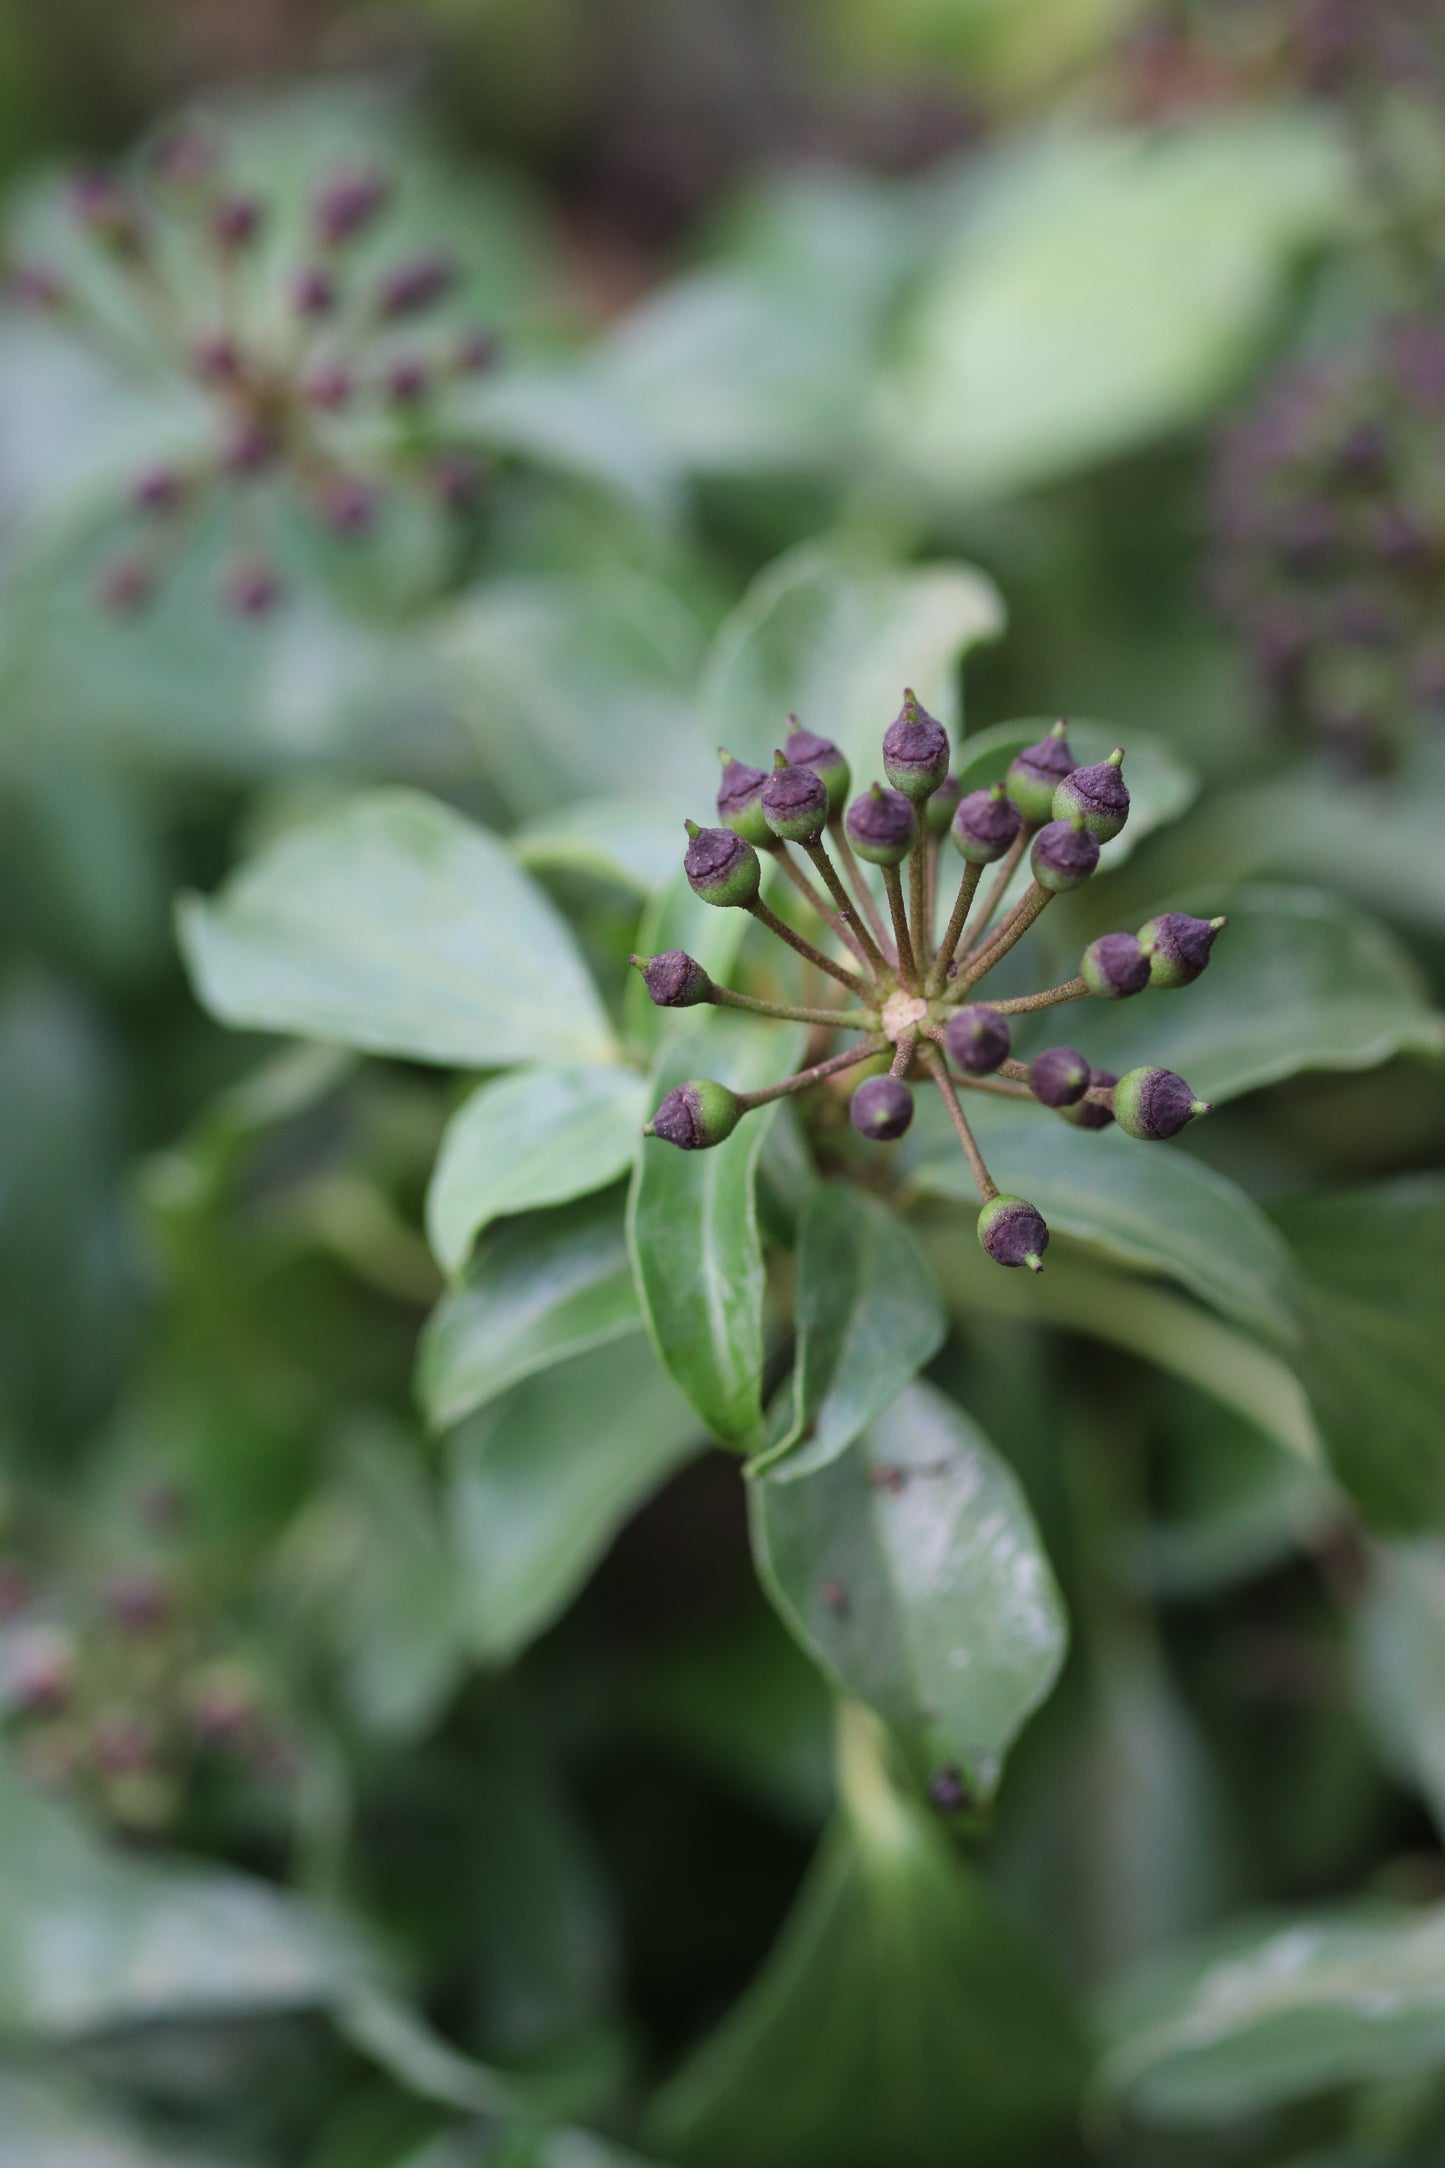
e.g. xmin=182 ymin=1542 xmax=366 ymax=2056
xmin=635 ymin=704 xmax=1226 ymax=1268
xmin=6 ymin=121 xmax=502 ymax=618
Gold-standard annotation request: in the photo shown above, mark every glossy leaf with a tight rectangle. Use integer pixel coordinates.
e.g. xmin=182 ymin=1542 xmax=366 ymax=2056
xmin=427 ymin=1065 xmax=648 ymax=1277
xmin=418 ymin=1190 xmax=640 ymax=1432
xmin=1066 ymin=886 xmax=1444 ymax=1104
xmin=904 ymin=1092 xmax=1300 ymax=1348
xmin=752 ymin=1381 xmax=1067 ymax=1797
xmin=1099 ymin=1903 xmax=1445 ymax=2125
xmin=1354 ymin=1538 xmax=1445 ymax=1840
xmin=628 ymin=1013 xmax=805 ymax=1452
xmin=448 ymin=1335 xmax=702 ymax=1662
xmin=179 ymin=789 xmax=615 ymax=1068
xmin=762 ymin=1182 xmax=947 ymax=1479
xmin=1272 ymin=1180 xmax=1445 ymax=1528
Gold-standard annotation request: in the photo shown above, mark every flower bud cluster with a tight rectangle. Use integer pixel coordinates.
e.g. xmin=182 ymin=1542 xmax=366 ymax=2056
xmin=634 ymin=702 xmax=1225 ymax=1270
xmin=3 ymin=120 xmax=500 ymax=618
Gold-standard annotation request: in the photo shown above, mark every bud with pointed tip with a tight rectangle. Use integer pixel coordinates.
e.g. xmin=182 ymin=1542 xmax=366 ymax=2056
xmin=784 ymin=723 xmax=850 ymax=818
xmin=647 ymin=1078 xmax=742 ymax=1151
xmin=978 ymin=1194 xmax=1049 ymax=1272
xmin=1029 ymin=1046 xmax=1090 ymax=1107
xmin=952 ymin=783 xmax=1022 ymax=864
xmin=1053 ymin=748 xmax=1129 ymax=840
xmin=925 ymin=773 xmax=961 ymax=839
xmin=1031 ymin=815 xmax=1099 ymax=892
xmin=684 ymin=821 xmax=761 ymax=909
xmin=1005 ymin=720 xmax=1076 ymax=825
xmin=1137 ymin=912 xmax=1227 ymax=989
xmin=944 ymin=1004 xmax=1011 ymax=1075
xmin=1112 ymin=1066 xmax=1212 ymax=1141
xmin=1060 ymin=1066 xmax=1116 ymax=1129
xmin=1081 ymin=932 xmax=1150 ymax=999
xmin=851 ymin=1074 xmax=914 ymax=1141
xmin=762 ymin=753 xmax=829 ymax=844
xmin=632 ymin=950 xmax=713 ymax=1008
xmin=716 ymin=750 xmax=772 ymax=848
xmin=882 ymin=688 xmax=950 ymax=802
xmin=845 ymin=783 xmax=916 ymax=866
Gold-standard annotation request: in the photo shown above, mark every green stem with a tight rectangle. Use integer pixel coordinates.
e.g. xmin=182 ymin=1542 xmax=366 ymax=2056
xmin=952 ymin=884 xmax=1052 ymax=995
xmin=747 ymin=898 xmax=872 ymax=998
xmin=925 ymin=861 xmax=983 ymax=997
xmin=962 ymin=827 xmax=1029 ymax=956
xmin=773 ymin=848 xmax=873 ymax=972
xmin=919 ymin=1042 xmax=998 ymax=1200
xmin=990 ymin=977 xmax=1088 ymax=1016
xmin=712 ymin=986 xmax=875 ymax=1029
xmin=881 ymin=864 xmax=917 ymax=988
xmin=908 ymin=831 xmax=930 ymax=980
xmin=804 ymin=837 xmax=891 ymax=979
xmin=890 ymin=1032 xmax=915 ymax=1079
xmin=738 ymin=1035 xmax=886 ymax=1110
xmin=832 ymin=821 xmax=896 ymax=960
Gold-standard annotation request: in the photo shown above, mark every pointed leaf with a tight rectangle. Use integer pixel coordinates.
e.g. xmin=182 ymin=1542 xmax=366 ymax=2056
xmin=179 ymin=789 xmax=615 ymax=1068
xmin=752 ymin=1381 xmax=1066 ymax=1798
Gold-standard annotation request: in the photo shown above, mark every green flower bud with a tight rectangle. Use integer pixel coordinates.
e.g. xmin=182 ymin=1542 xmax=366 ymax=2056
xmin=882 ymin=688 xmax=950 ymax=802
xmin=845 ymin=782 xmax=916 ymax=867
xmin=716 ymin=750 xmax=773 ymax=848
xmin=977 ymin=1194 xmax=1049 ymax=1272
xmin=631 ymin=951 xmax=713 ymax=1008
xmin=851 ymin=1075 xmax=914 ymax=1141
xmin=684 ymin=820 xmax=761 ymax=909
xmin=1005 ymin=719 xmax=1076 ymax=826
xmin=925 ymin=773 xmax=961 ymax=838
xmin=1059 ymin=1065 xmax=1116 ymax=1129
xmin=944 ymin=1004 xmax=1011 ymax=1075
xmin=1029 ymin=1046 xmax=1090 ymax=1107
xmin=1081 ymin=932 xmax=1150 ymax=999
xmin=1137 ymin=912 xmax=1228 ymax=989
xmin=762 ymin=751 xmax=830 ymax=844
xmin=647 ymin=1077 xmax=742 ymax=1150
xmin=1111 ymin=1066 xmax=1212 ymax=1141
xmin=952 ymin=783 xmax=1022 ymax=864
xmin=1030 ymin=815 xmax=1099 ymax=892
xmin=785 ymin=722 xmax=851 ymax=819
xmin=1052 ymin=748 xmax=1129 ymax=841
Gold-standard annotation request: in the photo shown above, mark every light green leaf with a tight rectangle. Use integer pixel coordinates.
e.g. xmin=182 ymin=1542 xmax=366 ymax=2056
xmin=179 ymin=789 xmax=615 ymax=1068
xmin=649 ymin=1708 xmax=1082 ymax=2168
xmin=1272 ymin=1180 xmax=1445 ymax=1529
xmin=417 ymin=1190 xmax=640 ymax=1433
xmin=1098 ymin=1903 xmax=1445 ymax=2125
xmin=513 ymin=796 xmax=683 ymax=899
xmin=700 ymin=541 xmax=1004 ymax=799
xmin=880 ymin=112 xmax=1353 ymax=502
xmin=760 ymin=1182 xmax=946 ymax=1479
xmin=448 ymin=1336 xmax=702 ymax=1662
xmin=953 ymin=716 xmax=1196 ymax=874
xmin=753 ymin=1381 xmax=1067 ymax=1797
xmin=903 ymin=1092 xmax=1300 ymax=1348
xmin=0 ymin=2072 xmax=236 ymax=2168
xmin=1063 ymin=886 xmax=1445 ymax=1104
xmin=427 ymin=1066 xmax=647 ymax=1277
xmin=628 ymin=1012 xmax=805 ymax=1452
xmin=1354 ymin=1538 xmax=1445 ymax=1841
xmin=449 ymin=366 xmax=681 ymax=520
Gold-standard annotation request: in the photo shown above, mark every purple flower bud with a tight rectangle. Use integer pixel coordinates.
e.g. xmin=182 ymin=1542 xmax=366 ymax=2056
xmin=290 ymin=266 xmax=337 ymax=318
xmin=1112 ymin=1065 xmax=1211 ymax=1141
xmin=683 ymin=821 xmax=761 ymax=909
xmin=952 ymin=783 xmax=1022 ymax=864
xmin=1081 ymin=932 xmax=1150 ymax=999
xmin=882 ymin=687 xmax=950 ymax=801
xmin=762 ymin=754 xmax=829 ymax=844
xmin=851 ymin=1075 xmax=914 ymax=1141
xmin=927 ymin=1765 xmax=971 ymax=1812
xmin=455 ymin=328 xmax=500 ymax=373
xmin=8 ymin=1627 xmax=74 ymax=1713
xmin=70 ymin=169 xmax=143 ymax=253
xmin=104 ymin=1570 xmax=173 ymax=1633
xmin=784 ymin=723 xmax=850 ymax=817
xmin=1137 ymin=912 xmax=1226 ymax=989
xmin=1060 ymin=1066 xmax=1116 ymax=1130
xmin=317 ymin=473 xmax=376 ymax=536
xmin=375 ymin=252 xmax=455 ymax=320
xmin=220 ymin=415 xmax=276 ymax=476
xmin=632 ymin=950 xmax=713 ymax=1008
xmin=845 ymin=783 xmax=915 ymax=866
xmin=314 ymin=166 xmax=390 ymax=247
xmin=1029 ymin=1046 xmax=1090 ymax=1108
xmin=223 ymin=560 xmax=283 ymax=617
xmin=431 ymin=449 xmax=487 ymax=511
xmin=1005 ymin=720 xmax=1076 ymax=825
xmin=977 ymin=1194 xmax=1049 ymax=1272
xmin=1030 ymin=817 xmax=1099 ymax=892
xmin=716 ymin=750 xmax=771 ymax=847
xmin=944 ymin=1004 xmax=1011 ymax=1075
xmin=7 ymin=260 xmax=66 ymax=310
xmin=1053 ymin=749 xmax=1129 ymax=841
xmin=97 ymin=557 xmax=154 ymax=613
xmin=131 ymin=466 xmax=185 ymax=515
xmin=210 ymin=194 xmax=263 ymax=251
xmin=303 ymin=361 xmax=354 ymax=411
xmin=385 ymin=357 xmax=429 ymax=406
xmin=649 ymin=1078 xmax=742 ymax=1150
xmin=149 ymin=123 xmax=217 ymax=188
xmin=193 ymin=333 xmax=242 ymax=385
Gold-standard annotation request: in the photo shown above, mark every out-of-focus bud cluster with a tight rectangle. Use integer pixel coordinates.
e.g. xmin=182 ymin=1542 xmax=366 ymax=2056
xmin=0 ymin=1499 xmax=298 ymax=1835
xmin=1210 ymin=320 xmax=1445 ymax=768
xmin=2 ymin=119 xmax=501 ymax=618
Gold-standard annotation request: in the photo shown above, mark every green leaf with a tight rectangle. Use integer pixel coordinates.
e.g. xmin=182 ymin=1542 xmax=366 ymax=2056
xmin=752 ymin=1381 xmax=1066 ymax=1797
xmin=1272 ymin=1180 xmax=1445 ymax=1529
xmin=179 ymin=789 xmax=615 ymax=1068
xmin=628 ymin=1013 xmax=805 ymax=1452
xmin=1354 ymin=1538 xmax=1445 ymax=1841
xmin=903 ymin=1092 xmax=1300 ymax=1348
xmin=0 ymin=2072 xmax=236 ymax=2168
xmin=427 ymin=1066 xmax=648 ymax=1278
xmin=953 ymin=716 xmax=1196 ymax=874
xmin=1098 ymin=1902 xmax=1445 ymax=2125
xmin=417 ymin=1190 xmax=640 ymax=1432
xmin=649 ymin=1708 xmax=1082 ymax=2168
xmin=448 ymin=1336 xmax=702 ymax=1662
xmin=513 ymin=796 xmax=683 ymax=899
xmin=879 ymin=112 xmax=1353 ymax=502
xmin=700 ymin=541 xmax=1004 ymax=799
xmin=1064 ymin=886 xmax=1444 ymax=1104
xmin=760 ymin=1183 xmax=946 ymax=1479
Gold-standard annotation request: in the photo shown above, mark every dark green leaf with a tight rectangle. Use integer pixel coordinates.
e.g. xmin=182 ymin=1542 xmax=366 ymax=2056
xmin=1354 ymin=1538 xmax=1445 ymax=1840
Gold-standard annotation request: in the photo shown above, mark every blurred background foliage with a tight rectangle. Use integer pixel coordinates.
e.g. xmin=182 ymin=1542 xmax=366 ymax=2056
xmin=5 ymin=0 xmax=1445 ymax=2162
